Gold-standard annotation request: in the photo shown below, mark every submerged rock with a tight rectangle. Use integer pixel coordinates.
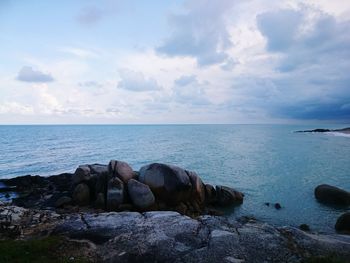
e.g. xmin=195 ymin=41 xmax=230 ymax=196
xmin=315 ymin=184 xmax=350 ymax=206
xmin=127 ymin=179 xmax=155 ymax=209
xmin=335 ymin=212 xmax=350 ymax=234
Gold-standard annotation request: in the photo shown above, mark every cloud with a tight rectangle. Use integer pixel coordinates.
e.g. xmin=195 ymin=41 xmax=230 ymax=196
xmin=59 ymin=47 xmax=99 ymax=59
xmin=16 ymin=66 xmax=54 ymax=83
xmin=174 ymin=75 xmax=196 ymax=86
xmin=77 ymin=6 xmax=105 ymax=25
xmin=78 ymin=81 xmax=103 ymax=88
xmin=157 ymin=0 xmax=235 ymax=66
xmin=117 ymin=69 xmax=161 ymax=92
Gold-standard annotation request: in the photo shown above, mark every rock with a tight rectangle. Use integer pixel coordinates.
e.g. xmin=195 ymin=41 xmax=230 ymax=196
xmin=274 ymin=203 xmax=282 ymax=210
xmin=108 ymin=160 xmax=134 ymax=183
xmin=106 ymin=177 xmax=124 ymax=211
xmin=95 ymin=193 xmax=105 ymax=209
xmin=335 ymin=212 xmax=350 ymax=234
xmin=315 ymin=184 xmax=350 ymax=206
xmin=264 ymin=202 xmax=270 ymax=206
xmin=127 ymin=179 xmax=155 ymax=209
xmin=205 ymin=184 xmax=217 ymax=204
xmin=72 ymin=183 xmax=90 ymax=206
xmin=55 ymin=196 xmax=72 ymax=208
xmin=215 ymin=186 xmax=244 ymax=206
xmin=73 ymin=165 xmax=91 ymax=184
xmin=299 ymin=224 xmax=310 ymax=232
xmin=139 ymin=163 xmax=192 ymax=205
xmin=89 ymin=164 xmax=108 ymax=175
xmin=187 ymin=170 xmax=205 ymax=206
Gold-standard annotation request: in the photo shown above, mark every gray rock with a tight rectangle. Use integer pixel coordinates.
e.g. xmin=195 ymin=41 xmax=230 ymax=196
xmin=54 ymin=196 xmax=72 ymax=208
xmin=315 ymin=184 xmax=350 ymax=206
xmin=54 ymin=211 xmax=350 ymax=263
xmin=139 ymin=163 xmax=192 ymax=205
xmin=89 ymin=164 xmax=108 ymax=175
xmin=106 ymin=177 xmax=124 ymax=211
xmin=216 ymin=185 xmax=244 ymax=206
xmin=335 ymin=212 xmax=350 ymax=234
xmin=108 ymin=160 xmax=134 ymax=183
xmin=187 ymin=170 xmax=205 ymax=206
xmin=95 ymin=192 xmax=105 ymax=209
xmin=205 ymin=184 xmax=217 ymax=204
xmin=72 ymin=183 xmax=90 ymax=206
xmin=127 ymin=179 xmax=155 ymax=209
xmin=72 ymin=165 xmax=91 ymax=184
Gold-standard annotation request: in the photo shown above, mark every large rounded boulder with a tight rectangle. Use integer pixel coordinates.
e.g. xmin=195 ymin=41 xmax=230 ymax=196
xmin=138 ymin=163 xmax=192 ymax=205
xmin=315 ymin=184 xmax=350 ymax=206
xmin=335 ymin=212 xmax=350 ymax=234
xmin=127 ymin=179 xmax=155 ymax=209
xmin=186 ymin=170 xmax=206 ymax=206
xmin=108 ymin=160 xmax=134 ymax=183
xmin=216 ymin=186 xmax=244 ymax=206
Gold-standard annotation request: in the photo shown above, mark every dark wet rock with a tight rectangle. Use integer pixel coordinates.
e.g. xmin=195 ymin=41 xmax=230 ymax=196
xmin=108 ymin=160 xmax=134 ymax=183
xmin=72 ymin=183 xmax=90 ymax=206
xmin=55 ymin=196 xmax=72 ymax=208
xmin=315 ymin=184 xmax=350 ymax=206
xmin=187 ymin=170 xmax=206 ymax=206
xmin=73 ymin=165 xmax=91 ymax=185
xmin=275 ymin=203 xmax=282 ymax=210
xmin=215 ymin=186 xmax=244 ymax=206
xmin=335 ymin=212 xmax=350 ymax=234
xmin=106 ymin=177 xmax=124 ymax=211
xmin=89 ymin=164 xmax=108 ymax=174
xmin=204 ymin=184 xmax=217 ymax=204
xmin=264 ymin=202 xmax=270 ymax=206
xmin=299 ymin=224 xmax=310 ymax=232
xmin=139 ymin=163 xmax=192 ymax=205
xmin=94 ymin=193 xmax=105 ymax=209
xmin=127 ymin=179 xmax=155 ymax=209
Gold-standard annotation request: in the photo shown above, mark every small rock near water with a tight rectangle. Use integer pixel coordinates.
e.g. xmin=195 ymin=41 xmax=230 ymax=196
xmin=73 ymin=165 xmax=91 ymax=184
xmin=335 ymin=212 xmax=350 ymax=234
xmin=127 ymin=179 xmax=155 ymax=209
xmin=106 ymin=177 xmax=124 ymax=210
xmin=108 ymin=160 xmax=134 ymax=183
xmin=274 ymin=203 xmax=282 ymax=210
xmin=215 ymin=186 xmax=244 ymax=206
xmin=315 ymin=184 xmax=350 ymax=206
xmin=299 ymin=224 xmax=310 ymax=232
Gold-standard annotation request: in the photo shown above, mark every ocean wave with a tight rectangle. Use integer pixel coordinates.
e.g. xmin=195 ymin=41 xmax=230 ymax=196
xmin=326 ymin=132 xmax=350 ymax=138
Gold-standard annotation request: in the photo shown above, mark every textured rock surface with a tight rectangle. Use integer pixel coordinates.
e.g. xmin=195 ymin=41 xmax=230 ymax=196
xmin=127 ymin=179 xmax=155 ymax=209
xmin=315 ymin=184 xmax=350 ymax=206
xmin=72 ymin=183 xmax=90 ymax=206
xmin=335 ymin=212 xmax=350 ymax=234
xmin=54 ymin=210 xmax=350 ymax=263
xmin=106 ymin=177 xmax=124 ymax=210
xmin=216 ymin=186 xmax=244 ymax=206
xmin=108 ymin=160 xmax=134 ymax=183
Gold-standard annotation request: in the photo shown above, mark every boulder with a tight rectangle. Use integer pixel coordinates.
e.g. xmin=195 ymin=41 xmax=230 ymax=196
xmin=335 ymin=212 xmax=350 ymax=234
xmin=55 ymin=196 xmax=72 ymax=208
xmin=72 ymin=183 xmax=90 ymax=206
xmin=89 ymin=164 xmax=108 ymax=175
xmin=205 ymin=184 xmax=217 ymax=204
xmin=187 ymin=170 xmax=205 ymax=206
xmin=73 ymin=165 xmax=91 ymax=184
xmin=215 ymin=186 xmax=244 ymax=206
xmin=95 ymin=193 xmax=105 ymax=209
xmin=106 ymin=177 xmax=124 ymax=211
xmin=139 ymin=163 xmax=192 ymax=205
xmin=127 ymin=179 xmax=155 ymax=209
xmin=315 ymin=184 xmax=350 ymax=206
xmin=108 ymin=160 xmax=134 ymax=183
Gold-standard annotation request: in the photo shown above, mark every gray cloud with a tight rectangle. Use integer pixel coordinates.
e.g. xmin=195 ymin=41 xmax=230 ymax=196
xmin=16 ymin=66 xmax=54 ymax=83
xmin=117 ymin=69 xmax=161 ymax=92
xmin=157 ymin=0 xmax=234 ymax=66
xmin=78 ymin=81 xmax=103 ymax=88
xmin=174 ymin=75 xmax=197 ymax=86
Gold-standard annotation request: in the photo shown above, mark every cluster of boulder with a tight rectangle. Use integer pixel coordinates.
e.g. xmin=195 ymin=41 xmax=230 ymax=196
xmin=63 ymin=161 xmax=244 ymax=217
xmin=314 ymin=184 xmax=350 ymax=234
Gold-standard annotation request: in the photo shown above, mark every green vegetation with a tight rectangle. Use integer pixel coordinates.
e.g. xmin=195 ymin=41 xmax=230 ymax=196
xmin=0 ymin=236 xmax=90 ymax=263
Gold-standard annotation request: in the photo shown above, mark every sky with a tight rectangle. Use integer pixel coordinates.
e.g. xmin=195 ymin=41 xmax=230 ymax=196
xmin=0 ymin=0 xmax=349 ymax=124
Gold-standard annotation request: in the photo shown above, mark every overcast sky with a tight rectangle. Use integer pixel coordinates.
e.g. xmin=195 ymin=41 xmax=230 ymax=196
xmin=0 ymin=0 xmax=349 ymax=124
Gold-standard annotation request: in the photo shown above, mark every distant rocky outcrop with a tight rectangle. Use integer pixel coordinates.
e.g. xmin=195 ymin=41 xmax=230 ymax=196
xmin=0 ymin=161 xmax=244 ymax=217
xmin=295 ymin=127 xmax=350 ymax=134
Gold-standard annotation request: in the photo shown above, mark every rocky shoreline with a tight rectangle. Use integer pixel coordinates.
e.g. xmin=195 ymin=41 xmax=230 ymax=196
xmin=1 ymin=160 xmax=350 ymax=262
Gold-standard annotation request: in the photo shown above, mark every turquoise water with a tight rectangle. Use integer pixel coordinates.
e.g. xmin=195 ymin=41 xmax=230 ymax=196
xmin=0 ymin=124 xmax=349 ymax=233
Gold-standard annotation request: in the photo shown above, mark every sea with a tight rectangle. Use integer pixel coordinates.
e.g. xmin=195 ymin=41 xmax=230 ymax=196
xmin=0 ymin=124 xmax=349 ymax=233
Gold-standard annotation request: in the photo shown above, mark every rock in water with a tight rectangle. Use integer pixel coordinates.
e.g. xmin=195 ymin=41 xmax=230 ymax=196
xmin=335 ymin=212 xmax=350 ymax=234
xmin=205 ymin=184 xmax=217 ymax=204
xmin=127 ymin=179 xmax=155 ymax=209
xmin=187 ymin=170 xmax=206 ymax=206
xmin=108 ymin=160 xmax=134 ymax=183
xmin=106 ymin=177 xmax=124 ymax=210
xmin=139 ymin=163 xmax=192 ymax=205
xmin=72 ymin=183 xmax=90 ymax=206
xmin=216 ymin=186 xmax=244 ymax=206
xmin=315 ymin=184 xmax=350 ymax=206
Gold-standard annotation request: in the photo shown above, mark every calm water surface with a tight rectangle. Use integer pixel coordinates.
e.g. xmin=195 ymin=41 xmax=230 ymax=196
xmin=0 ymin=124 xmax=349 ymax=233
